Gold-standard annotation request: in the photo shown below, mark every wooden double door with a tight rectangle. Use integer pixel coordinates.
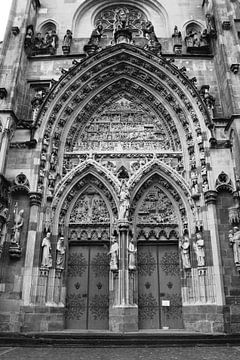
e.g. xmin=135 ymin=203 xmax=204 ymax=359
xmin=66 ymin=244 xmax=109 ymax=330
xmin=138 ymin=243 xmax=183 ymax=329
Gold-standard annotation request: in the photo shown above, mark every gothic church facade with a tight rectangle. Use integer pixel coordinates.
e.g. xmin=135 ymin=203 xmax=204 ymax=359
xmin=0 ymin=0 xmax=240 ymax=333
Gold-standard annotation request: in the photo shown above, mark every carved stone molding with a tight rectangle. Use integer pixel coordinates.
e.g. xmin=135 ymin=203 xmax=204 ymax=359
xmin=29 ymin=192 xmax=43 ymax=207
xmin=204 ymin=190 xmax=218 ymax=204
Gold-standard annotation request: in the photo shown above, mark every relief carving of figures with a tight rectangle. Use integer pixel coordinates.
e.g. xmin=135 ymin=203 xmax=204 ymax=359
xmin=56 ymin=236 xmax=66 ymax=270
xmin=118 ymin=179 xmax=130 ymax=221
xmin=128 ymin=239 xmax=137 ymax=270
xmin=229 ymin=227 xmax=240 ymax=264
xmin=41 ymin=232 xmax=52 ymax=268
xmin=108 ymin=236 xmax=119 ymax=271
xmin=179 ymin=234 xmax=191 ymax=269
xmin=11 ymin=204 xmax=24 ymax=246
xmin=193 ymin=232 xmax=205 ymax=267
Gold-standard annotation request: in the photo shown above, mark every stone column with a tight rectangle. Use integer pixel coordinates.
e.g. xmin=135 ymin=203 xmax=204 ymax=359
xmin=22 ymin=192 xmax=42 ymax=305
xmin=204 ymin=190 xmax=225 ymax=305
xmin=109 ymin=220 xmax=138 ymax=332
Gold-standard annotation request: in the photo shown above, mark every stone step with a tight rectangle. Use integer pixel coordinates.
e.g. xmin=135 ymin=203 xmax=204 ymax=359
xmin=0 ymin=332 xmax=240 ymax=347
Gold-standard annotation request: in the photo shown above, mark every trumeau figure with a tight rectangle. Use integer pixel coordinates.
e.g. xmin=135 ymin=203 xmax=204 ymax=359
xmin=12 ymin=205 xmax=24 ymax=246
xmin=108 ymin=236 xmax=119 ymax=271
xmin=41 ymin=232 xmax=52 ymax=268
xmin=128 ymin=238 xmax=137 ymax=270
xmin=56 ymin=236 xmax=66 ymax=270
xmin=193 ymin=232 xmax=205 ymax=267
xmin=230 ymin=227 xmax=240 ymax=264
xmin=179 ymin=235 xmax=191 ymax=269
xmin=118 ymin=179 xmax=130 ymax=221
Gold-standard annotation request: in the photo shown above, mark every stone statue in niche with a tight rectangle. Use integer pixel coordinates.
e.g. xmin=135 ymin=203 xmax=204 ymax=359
xmin=229 ymin=227 xmax=240 ymax=264
xmin=118 ymin=179 xmax=130 ymax=221
xmin=56 ymin=236 xmax=66 ymax=270
xmin=41 ymin=232 xmax=52 ymax=268
xmin=24 ymin=25 xmax=34 ymax=50
xmin=142 ymin=21 xmax=161 ymax=55
xmin=62 ymin=29 xmax=73 ymax=54
xmin=179 ymin=234 xmax=191 ymax=269
xmin=89 ymin=24 xmax=103 ymax=46
xmin=128 ymin=238 xmax=137 ymax=270
xmin=108 ymin=236 xmax=119 ymax=271
xmin=11 ymin=205 xmax=24 ymax=246
xmin=193 ymin=232 xmax=205 ymax=267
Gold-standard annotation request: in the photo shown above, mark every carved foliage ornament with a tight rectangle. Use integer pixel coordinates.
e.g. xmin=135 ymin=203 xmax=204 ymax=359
xmin=94 ymin=6 xmax=148 ymax=32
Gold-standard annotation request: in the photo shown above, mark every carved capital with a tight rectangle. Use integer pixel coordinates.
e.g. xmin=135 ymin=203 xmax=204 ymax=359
xmin=204 ymin=190 xmax=218 ymax=204
xmin=29 ymin=192 xmax=42 ymax=207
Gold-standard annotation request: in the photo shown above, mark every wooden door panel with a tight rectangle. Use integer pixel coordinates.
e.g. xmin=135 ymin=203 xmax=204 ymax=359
xmin=138 ymin=245 xmax=160 ymax=329
xmin=138 ymin=244 xmax=183 ymax=330
xmin=66 ymin=246 xmax=88 ymax=329
xmin=158 ymin=245 xmax=183 ymax=329
xmin=66 ymin=245 xmax=109 ymax=330
xmin=88 ymin=246 xmax=109 ymax=330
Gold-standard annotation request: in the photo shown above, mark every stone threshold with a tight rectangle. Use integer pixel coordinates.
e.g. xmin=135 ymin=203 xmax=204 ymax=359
xmin=0 ymin=331 xmax=240 ymax=348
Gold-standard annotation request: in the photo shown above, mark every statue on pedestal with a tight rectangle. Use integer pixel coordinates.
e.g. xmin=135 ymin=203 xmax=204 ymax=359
xmin=128 ymin=239 xmax=137 ymax=270
xmin=118 ymin=179 xmax=130 ymax=221
xmin=179 ymin=234 xmax=191 ymax=269
xmin=108 ymin=236 xmax=119 ymax=271
xmin=56 ymin=236 xmax=66 ymax=270
xmin=230 ymin=227 xmax=240 ymax=264
xmin=41 ymin=232 xmax=52 ymax=268
xmin=12 ymin=206 xmax=24 ymax=246
xmin=193 ymin=232 xmax=205 ymax=267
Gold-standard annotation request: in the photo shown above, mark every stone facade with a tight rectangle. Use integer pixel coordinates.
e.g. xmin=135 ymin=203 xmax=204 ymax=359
xmin=0 ymin=0 xmax=240 ymax=334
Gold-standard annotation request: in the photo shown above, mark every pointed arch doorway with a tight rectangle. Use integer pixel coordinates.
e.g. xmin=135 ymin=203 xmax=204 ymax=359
xmin=135 ymin=184 xmax=184 ymax=330
xmin=65 ymin=185 xmax=111 ymax=330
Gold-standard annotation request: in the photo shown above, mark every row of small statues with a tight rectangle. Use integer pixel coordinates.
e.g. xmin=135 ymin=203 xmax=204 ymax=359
xmin=108 ymin=236 xmax=136 ymax=271
xmin=41 ymin=232 xmax=66 ymax=270
xmin=179 ymin=232 xmax=205 ymax=268
xmin=24 ymin=26 xmax=73 ymax=54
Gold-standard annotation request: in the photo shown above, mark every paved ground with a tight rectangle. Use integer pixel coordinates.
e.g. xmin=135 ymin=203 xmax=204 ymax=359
xmin=0 ymin=346 xmax=240 ymax=360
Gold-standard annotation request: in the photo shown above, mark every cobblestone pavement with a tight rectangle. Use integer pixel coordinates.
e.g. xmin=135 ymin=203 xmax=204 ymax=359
xmin=0 ymin=346 xmax=240 ymax=360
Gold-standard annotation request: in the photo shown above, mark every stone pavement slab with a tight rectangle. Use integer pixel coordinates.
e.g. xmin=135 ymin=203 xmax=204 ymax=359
xmin=0 ymin=346 xmax=240 ymax=360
